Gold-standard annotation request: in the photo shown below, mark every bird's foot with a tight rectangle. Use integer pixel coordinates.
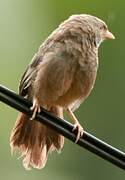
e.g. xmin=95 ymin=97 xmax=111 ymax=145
xmin=72 ymin=122 xmax=84 ymax=143
xmin=30 ymin=98 xmax=41 ymax=120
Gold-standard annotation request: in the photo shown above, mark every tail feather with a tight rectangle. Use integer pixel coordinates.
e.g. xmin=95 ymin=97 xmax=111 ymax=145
xmin=10 ymin=107 xmax=64 ymax=170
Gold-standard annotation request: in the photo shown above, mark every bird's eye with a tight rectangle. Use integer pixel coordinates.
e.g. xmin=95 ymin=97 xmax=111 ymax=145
xmin=100 ymin=25 xmax=107 ymax=30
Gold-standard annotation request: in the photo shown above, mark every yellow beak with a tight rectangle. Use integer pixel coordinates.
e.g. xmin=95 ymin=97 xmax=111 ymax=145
xmin=103 ymin=30 xmax=115 ymax=40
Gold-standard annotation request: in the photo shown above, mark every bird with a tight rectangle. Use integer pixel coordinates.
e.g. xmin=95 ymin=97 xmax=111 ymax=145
xmin=10 ymin=14 xmax=115 ymax=170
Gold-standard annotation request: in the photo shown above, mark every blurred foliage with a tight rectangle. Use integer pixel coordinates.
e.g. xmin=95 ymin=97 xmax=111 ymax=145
xmin=0 ymin=0 xmax=125 ymax=179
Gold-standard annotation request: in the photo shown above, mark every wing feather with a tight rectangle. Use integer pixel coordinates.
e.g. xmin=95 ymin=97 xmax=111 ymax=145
xmin=34 ymin=50 xmax=77 ymax=104
xmin=19 ymin=54 xmax=42 ymax=96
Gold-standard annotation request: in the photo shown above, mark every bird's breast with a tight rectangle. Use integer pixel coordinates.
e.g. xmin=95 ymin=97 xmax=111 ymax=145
xmin=55 ymin=66 xmax=97 ymax=108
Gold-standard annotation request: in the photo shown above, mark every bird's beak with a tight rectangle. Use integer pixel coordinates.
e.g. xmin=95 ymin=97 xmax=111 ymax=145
xmin=103 ymin=30 xmax=115 ymax=40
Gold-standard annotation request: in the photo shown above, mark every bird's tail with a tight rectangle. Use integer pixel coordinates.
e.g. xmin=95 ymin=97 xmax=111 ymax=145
xmin=10 ymin=106 xmax=64 ymax=170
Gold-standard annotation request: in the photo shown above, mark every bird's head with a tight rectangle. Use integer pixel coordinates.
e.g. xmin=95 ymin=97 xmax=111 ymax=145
xmin=68 ymin=14 xmax=115 ymax=47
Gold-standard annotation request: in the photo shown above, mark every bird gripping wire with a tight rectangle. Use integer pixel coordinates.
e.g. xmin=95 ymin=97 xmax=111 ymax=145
xmin=0 ymin=84 xmax=125 ymax=170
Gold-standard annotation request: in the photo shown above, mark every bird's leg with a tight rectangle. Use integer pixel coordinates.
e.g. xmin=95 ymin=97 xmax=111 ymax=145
xmin=30 ymin=97 xmax=41 ymax=120
xmin=66 ymin=108 xmax=84 ymax=142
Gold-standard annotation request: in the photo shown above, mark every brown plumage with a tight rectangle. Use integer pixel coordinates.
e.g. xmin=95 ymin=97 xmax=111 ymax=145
xmin=10 ymin=14 xmax=114 ymax=170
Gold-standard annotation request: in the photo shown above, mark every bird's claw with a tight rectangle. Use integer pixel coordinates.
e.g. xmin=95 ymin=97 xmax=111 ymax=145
xmin=72 ymin=123 xmax=84 ymax=143
xmin=30 ymin=98 xmax=41 ymax=120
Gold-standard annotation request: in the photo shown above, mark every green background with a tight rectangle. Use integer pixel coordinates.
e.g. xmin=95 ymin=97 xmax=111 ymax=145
xmin=0 ymin=0 xmax=125 ymax=179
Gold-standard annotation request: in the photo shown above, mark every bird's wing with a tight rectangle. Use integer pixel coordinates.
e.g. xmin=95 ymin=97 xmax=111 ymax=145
xmin=34 ymin=50 xmax=77 ymax=103
xmin=19 ymin=38 xmax=78 ymax=101
xmin=19 ymin=54 xmax=42 ymax=97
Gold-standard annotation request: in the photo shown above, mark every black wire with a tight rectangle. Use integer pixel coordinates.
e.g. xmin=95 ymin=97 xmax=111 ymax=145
xmin=0 ymin=84 xmax=125 ymax=170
